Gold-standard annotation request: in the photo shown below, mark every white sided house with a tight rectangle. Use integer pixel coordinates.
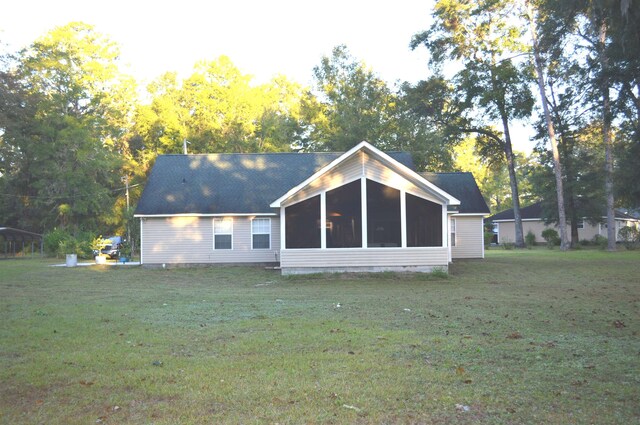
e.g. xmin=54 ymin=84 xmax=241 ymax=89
xmin=487 ymin=201 xmax=640 ymax=244
xmin=134 ymin=142 xmax=490 ymax=274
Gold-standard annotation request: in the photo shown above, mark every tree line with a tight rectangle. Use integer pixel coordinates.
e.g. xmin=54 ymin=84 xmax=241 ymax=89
xmin=1 ymin=0 xmax=638 ymax=251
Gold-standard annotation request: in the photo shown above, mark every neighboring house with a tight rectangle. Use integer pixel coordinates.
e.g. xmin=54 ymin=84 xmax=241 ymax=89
xmin=134 ymin=141 xmax=489 ymax=274
xmin=487 ymin=201 xmax=640 ymax=244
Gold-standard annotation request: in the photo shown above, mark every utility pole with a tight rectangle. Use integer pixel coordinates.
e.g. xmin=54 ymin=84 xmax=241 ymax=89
xmin=122 ymin=175 xmax=132 ymax=257
xmin=123 ymin=175 xmax=130 ymax=210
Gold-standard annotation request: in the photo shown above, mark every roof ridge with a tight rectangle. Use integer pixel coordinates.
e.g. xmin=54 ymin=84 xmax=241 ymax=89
xmin=157 ymin=150 xmax=412 ymax=157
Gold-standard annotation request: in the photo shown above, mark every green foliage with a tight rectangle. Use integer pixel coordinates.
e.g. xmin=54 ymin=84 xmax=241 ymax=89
xmin=0 ymin=22 xmax=131 ymax=232
xmin=130 ymin=57 xmax=305 ymax=159
xmin=618 ymin=226 xmax=639 ymax=250
xmin=541 ymin=228 xmax=560 ymax=248
xmin=484 ymin=231 xmax=495 ymax=248
xmin=501 ymin=238 xmax=515 ymax=250
xmin=43 ymin=228 xmax=73 ymax=257
xmin=525 ymin=230 xmax=537 ymax=248
xmin=119 ymin=241 xmax=132 ymax=259
xmin=305 ymin=45 xmax=454 ymax=170
xmin=592 ymin=234 xmax=608 ymax=250
xmin=410 ymin=0 xmax=535 ymax=247
xmin=43 ymin=229 xmax=95 ymax=258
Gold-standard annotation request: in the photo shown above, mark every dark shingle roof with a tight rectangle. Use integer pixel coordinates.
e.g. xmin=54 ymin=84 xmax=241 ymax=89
xmin=135 ymin=152 xmax=415 ymax=215
xmin=487 ymin=201 xmax=637 ymax=221
xmin=487 ymin=202 xmax=543 ymax=221
xmin=420 ymin=172 xmax=490 ymax=214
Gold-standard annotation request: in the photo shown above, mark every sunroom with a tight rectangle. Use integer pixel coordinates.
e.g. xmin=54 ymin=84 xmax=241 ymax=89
xmin=270 ymin=142 xmax=460 ymax=274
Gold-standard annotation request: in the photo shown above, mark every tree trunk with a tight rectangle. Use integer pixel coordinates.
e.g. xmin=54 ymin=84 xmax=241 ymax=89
xmin=598 ymin=19 xmax=616 ymax=251
xmin=568 ymin=195 xmax=580 ymax=247
xmin=526 ymin=0 xmax=569 ymax=251
xmin=500 ymin=114 xmax=525 ymax=248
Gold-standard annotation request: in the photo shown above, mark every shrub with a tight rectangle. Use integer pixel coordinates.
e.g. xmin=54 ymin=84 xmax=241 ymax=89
xmin=44 ymin=228 xmax=73 ymax=257
xmin=541 ymin=228 xmax=560 ymax=248
xmin=44 ymin=229 xmax=96 ymax=259
xmin=525 ymin=230 xmax=536 ymax=248
xmin=501 ymin=237 xmax=514 ymax=250
xmin=617 ymin=226 xmax=639 ymax=250
xmin=57 ymin=237 xmax=81 ymax=257
xmin=592 ymin=234 xmax=608 ymax=249
xmin=484 ymin=231 xmax=494 ymax=248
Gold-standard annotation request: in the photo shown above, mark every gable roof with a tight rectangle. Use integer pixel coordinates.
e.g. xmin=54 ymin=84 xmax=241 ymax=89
xmin=270 ymin=141 xmax=460 ymax=208
xmin=487 ymin=201 xmax=639 ymax=221
xmin=420 ymin=172 xmax=490 ymax=214
xmin=488 ymin=202 xmax=544 ymax=221
xmin=135 ymin=150 xmax=415 ymax=216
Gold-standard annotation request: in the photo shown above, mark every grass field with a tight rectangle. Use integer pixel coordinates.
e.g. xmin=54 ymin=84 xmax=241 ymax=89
xmin=1 ymin=249 xmax=638 ymax=424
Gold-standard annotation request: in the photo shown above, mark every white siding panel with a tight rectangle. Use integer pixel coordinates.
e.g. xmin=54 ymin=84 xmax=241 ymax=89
xmin=142 ymin=216 xmax=280 ymax=264
xmin=451 ymin=216 xmax=484 ymax=259
xmin=285 ymin=154 xmax=364 ymax=206
xmin=281 ymin=247 xmax=449 ymax=269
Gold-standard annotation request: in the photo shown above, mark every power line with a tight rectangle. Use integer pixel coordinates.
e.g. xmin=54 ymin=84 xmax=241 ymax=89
xmin=0 ymin=184 xmax=140 ymax=200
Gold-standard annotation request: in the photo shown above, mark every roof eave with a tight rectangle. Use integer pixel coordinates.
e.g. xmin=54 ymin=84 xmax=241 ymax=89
xmin=270 ymin=141 xmax=460 ymax=208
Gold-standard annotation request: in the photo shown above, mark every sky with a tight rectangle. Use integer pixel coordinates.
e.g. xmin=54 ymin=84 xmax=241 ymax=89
xmin=0 ymin=0 xmax=534 ymax=152
xmin=1 ymin=0 xmax=435 ymax=87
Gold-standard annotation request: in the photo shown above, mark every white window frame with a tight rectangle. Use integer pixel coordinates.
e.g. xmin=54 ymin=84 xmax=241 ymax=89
xmin=213 ymin=217 xmax=233 ymax=250
xmin=576 ymin=219 xmax=584 ymax=229
xmin=450 ymin=217 xmax=456 ymax=247
xmin=251 ymin=217 xmax=271 ymax=250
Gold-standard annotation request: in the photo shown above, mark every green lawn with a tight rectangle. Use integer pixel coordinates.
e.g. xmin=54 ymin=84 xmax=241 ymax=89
xmin=1 ymin=249 xmax=638 ymax=424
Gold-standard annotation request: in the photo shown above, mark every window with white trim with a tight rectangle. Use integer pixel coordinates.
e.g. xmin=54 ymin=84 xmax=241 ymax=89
xmin=213 ymin=218 xmax=233 ymax=250
xmin=252 ymin=218 xmax=271 ymax=249
xmin=576 ymin=219 xmax=584 ymax=229
xmin=450 ymin=218 xmax=456 ymax=247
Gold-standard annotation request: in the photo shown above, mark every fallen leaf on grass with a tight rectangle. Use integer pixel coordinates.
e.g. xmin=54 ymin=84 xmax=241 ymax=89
xmin=506 ymin=332 xmax=522 ymax=339
xmin=455 ymin=404 xmax=470 ymax=412
xmin=455 ymin=366 xmax=465 ymax=375
xmin=464 ymin=379 xmax=473 ymax=384
xmin=343 ymin=404 xmax=361 ymax=412
xmin=613 ymin=320 xmax=626 ymax=328
xmin=79 ymin=380 xmax=94 ymax=386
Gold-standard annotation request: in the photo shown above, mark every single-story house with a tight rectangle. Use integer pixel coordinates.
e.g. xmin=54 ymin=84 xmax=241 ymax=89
xmin=134 ymin=141 xmax=489 ymax=274
xmin=487 ymin=201 xmax=640 ymax=244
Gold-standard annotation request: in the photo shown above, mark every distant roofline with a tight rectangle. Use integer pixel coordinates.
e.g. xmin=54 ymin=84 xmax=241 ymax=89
xmin=134 ymin=213 xmax=278 ymax=218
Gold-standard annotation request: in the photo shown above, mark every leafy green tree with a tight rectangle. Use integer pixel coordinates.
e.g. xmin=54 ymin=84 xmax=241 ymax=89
xmin=535 ymin=0 xmax=640 ymax=250
xmin=303 ymin=45 xmax=400 ymax=152
xmin=130 ymin=56 xmax=307 ymax=161
xmin=305 ymin=45 xmax=454 ymax=171
xmin=411 ymin=0 xmax=534 ymax=247
xmin=525 ymin=0 xmax=569 ymax=250
xmin=0 ymin=22 xmax=134 ymax=233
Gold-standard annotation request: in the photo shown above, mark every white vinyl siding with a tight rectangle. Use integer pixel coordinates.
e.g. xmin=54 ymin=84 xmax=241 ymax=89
xmin=280 ymin=247 xmax=449 ymax=274
xmin=283 ymin=151 xmax=445 ymax=208
xmin=213 ymin=218 xmax=233 ymax=250
xmin=252 ymin=218 xmax=271 ymax=249
xmin=451 ymin=216 xmax=484 ymax=259
xmin=141 ymin=216 xmax=280 ymax=264
xmin=450 ymin=218 xmax=456 ymax=247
